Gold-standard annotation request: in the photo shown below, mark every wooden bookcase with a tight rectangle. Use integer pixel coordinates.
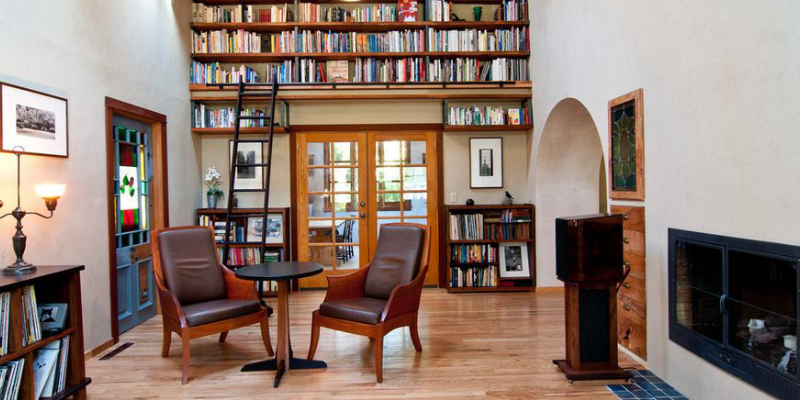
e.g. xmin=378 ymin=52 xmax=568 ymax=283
xmin=196 ymin=207 xmax=291 ymax=295
xmin=0 ymin=265 xmax=90 ymax=400
xmin=442 ymin=97 xmax=532 ymax=131
xmin=445 ymin=204 xmax=535 ymax=293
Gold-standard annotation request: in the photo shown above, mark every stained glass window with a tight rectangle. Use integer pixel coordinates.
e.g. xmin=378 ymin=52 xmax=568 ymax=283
xmin=611 ymin=99 xmax=637 ymax=191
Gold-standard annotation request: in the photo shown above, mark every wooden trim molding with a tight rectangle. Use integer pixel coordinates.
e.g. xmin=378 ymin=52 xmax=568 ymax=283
xmin=608 ymin=89 xmax=644 ymax=201
xmin=290 ymin=123 xmax=442 ymax=133
xmin=84 ymin=338 xmax=116 ymax=361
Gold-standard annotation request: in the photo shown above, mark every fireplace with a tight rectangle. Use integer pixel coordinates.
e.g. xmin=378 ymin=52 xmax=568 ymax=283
xmin=669 ymin=229 xmax=799 ymax=399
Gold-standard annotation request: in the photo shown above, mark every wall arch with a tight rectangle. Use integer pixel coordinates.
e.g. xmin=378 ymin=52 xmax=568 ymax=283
xmin=534 ymin=98 xmax=606 ymax=287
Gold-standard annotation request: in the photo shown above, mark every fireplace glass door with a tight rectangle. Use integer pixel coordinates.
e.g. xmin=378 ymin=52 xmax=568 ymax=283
xmin=674 ymin=241 xmax=725 ymax=342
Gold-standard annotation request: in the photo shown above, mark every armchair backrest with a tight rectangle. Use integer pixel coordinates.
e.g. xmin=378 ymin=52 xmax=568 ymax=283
xmin=152 ymin=226 xmax=227 ymax=305
xmin=364 ymin=223 xmax=429 ymax=300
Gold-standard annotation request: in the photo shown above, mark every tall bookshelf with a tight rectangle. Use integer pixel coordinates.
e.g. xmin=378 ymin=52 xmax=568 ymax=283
xmin=196 ymin=207 xmax=291 ymax=295
xmin=445 ymin=204 xmax=535 ymax=292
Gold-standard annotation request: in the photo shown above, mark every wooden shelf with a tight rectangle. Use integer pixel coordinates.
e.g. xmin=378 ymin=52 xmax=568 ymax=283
xmin=191 ymin=126 xmax=287 ymax=135
xmin=41 ymin=378 xmax=92 ymax=400
xmin=447 ymin=286 xmax=534 ymax=293
xmin=448 ymin=204 xmax=534 ymax=210
xmin=191 ymin=51 xmax=530 ymax=62
xmin=444 ymin=124 xmax=532 ymax=132
xmin=192 ymin=20 xmax=529 ymax=32
xmin=0 ymin=328 xmax=77 ymax=366
xmin=190 ymin=81 xmax=532 ymax=92
xmin=192 ymin=92 xmax=532 ymax=102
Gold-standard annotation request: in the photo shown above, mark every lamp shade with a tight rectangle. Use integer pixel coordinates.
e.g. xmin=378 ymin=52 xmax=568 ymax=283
xmin=35 ymin=184 xmax=66 ymax=199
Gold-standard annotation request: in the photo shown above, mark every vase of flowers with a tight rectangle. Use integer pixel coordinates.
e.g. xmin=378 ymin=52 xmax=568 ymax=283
xmin=204 ymin=166 xmax=224 ymax=209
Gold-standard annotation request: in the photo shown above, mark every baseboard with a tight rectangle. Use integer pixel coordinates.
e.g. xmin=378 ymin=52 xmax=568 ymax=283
xmin=535 ymin=286 xmax=564 ymax=293
xmin=84 ymin=337 xmax=117 ymax=361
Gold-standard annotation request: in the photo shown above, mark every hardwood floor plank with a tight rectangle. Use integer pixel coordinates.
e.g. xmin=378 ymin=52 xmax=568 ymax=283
xmin=86 ymin=289 xmax=638 ymax=399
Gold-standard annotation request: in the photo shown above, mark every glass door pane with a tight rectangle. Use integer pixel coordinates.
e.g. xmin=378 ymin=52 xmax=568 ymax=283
xmin=674 ymin=241 xmax=725 ymax=342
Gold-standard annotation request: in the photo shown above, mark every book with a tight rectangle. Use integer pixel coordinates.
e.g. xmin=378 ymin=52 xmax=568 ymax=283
xmin=508 ymin=109 xmax=521 ymax=125
xmin=326 ymin=60 xmax=349 ymax=83
xmin=398 ymin=0 xmax=418 ymax=22
xmin=38 ymin=303 xmax=68 ymax=336
xmin=22 ymin=286 xmax=41 ymax=346
xmin=33 ymin=343 xmax=60 ymax=399
xmin=0 ymin=292 xmax=9 ymax=356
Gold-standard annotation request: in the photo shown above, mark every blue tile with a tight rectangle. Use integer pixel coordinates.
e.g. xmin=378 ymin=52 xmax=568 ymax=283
xmin=622 ymin=384 xmax=639 ymax=391
xmin=636 ymin=381 xmax=657 ymax=390
xmin=608 ymin=384 xmax=628 ymax=392
xmin=631 ymin=370 xmax=643 ymax=376
xmin=654 ymin=383 xmax=672 ymax=390
xmin=630 ymin=390 xmax=654 ymax=399
xmin=662 ymin=389 xmax=683 ymax=397
xmin=645 ymin=389 xmax=667 ymax=398
xmin=639 ymin=370 xmax=655 ymax=376
xmin=646 ymin=377 xmax=665 ymax=383
xmin=672 ymin=397 xmax=689 ymax=400
xmin=615 ymin=391 xmax=637 ymax=399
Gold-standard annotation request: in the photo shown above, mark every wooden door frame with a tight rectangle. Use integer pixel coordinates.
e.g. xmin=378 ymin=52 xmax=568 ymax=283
xmin=289 ymin=124 xmax=444 ymax=287
xmin=105 ymin=97 xmax=170 ymax=342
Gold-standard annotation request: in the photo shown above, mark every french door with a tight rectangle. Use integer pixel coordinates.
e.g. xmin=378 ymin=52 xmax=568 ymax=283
xmin=296 ymin=131 xmax=439 ymax=288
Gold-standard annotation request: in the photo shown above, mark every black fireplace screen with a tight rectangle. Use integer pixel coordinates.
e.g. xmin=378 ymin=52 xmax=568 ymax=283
xmin=669 ymin=229 xmax=799 ymax=399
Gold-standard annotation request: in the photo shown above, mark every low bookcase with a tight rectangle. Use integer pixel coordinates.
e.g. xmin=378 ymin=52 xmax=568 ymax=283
xmin=0 ymin=265 xmax=90 ymax=400
xmin=445 ymin=204 xmax=535 ymax=293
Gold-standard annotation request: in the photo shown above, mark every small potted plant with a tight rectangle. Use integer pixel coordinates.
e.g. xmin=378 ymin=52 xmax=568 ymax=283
xmin=204 ymin=166 xmax=224 ymax=209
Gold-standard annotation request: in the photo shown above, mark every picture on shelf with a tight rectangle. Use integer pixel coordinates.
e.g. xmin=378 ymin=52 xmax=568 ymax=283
xmin=470 ymin=138 xmax=503 ymax=188
xmin=247 ymin=213 xmax=283 ymax=243
xmin=499 ymin=242 xmax=530 ymax=278
xmin=1 ymin=83 xmax=68 ymax=157
xmin=229 ymin=141 xmax=264 ymax=189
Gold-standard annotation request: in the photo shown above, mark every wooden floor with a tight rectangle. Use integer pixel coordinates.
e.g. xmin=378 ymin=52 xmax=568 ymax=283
xmin=86 ymin=289 xmax=639 ymax=399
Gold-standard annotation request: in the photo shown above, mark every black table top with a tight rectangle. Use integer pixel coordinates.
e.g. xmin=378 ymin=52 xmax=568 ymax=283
xmin=235 ymin=262 xmax=323 ymax=281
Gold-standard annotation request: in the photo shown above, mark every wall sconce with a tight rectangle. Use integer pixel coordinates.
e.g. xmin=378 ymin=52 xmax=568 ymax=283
xmin=0 ymin=148 xmax=65 ymax=274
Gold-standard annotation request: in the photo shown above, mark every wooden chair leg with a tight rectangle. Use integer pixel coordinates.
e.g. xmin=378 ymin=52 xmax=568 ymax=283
xmin=161 ymin=327 xmax=171 ymax=357
xmin=259 ymin=317 xmax=274 ymax=357
xmin=410 ymin=315 xmax=422 ymax=352
xmin=219 ymin=331 xmax=229 ymax=343
xmin=374 ymin=333 xmax=384 ymax=383
xmin=307 ymin=313 xmax=321 ymax=360
xmin=181 ymin=334 xmax=191 ymax=385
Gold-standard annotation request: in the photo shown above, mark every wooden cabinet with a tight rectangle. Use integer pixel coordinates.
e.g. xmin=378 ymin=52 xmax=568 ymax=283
xmin=612 ymin=205 xmax=647 ymax=360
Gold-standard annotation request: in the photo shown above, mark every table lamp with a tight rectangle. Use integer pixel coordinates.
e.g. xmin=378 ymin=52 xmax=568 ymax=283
xmin=0 ymin=148 xmax=65 ymax=274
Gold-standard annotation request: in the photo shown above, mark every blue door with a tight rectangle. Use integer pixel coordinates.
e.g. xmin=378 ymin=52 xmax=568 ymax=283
xmin=114 ymin=125 xmax=157 ymax=333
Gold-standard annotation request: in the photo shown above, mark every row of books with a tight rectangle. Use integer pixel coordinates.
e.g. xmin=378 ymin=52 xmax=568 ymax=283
xmin=192 ymin=4 xmax=291 ymax=23
xmin=295 ymin=29 xmax=426 ymax=53
xmin=425 ymin=0 xmax=451 ymax=22
xmin=190 ymin=62 xmax=259 ymax=84
xmin=298 ymin=3 xmax=397 ymax=23
xmin=447 ymin=106 xmax=530 ymax=126
xmin=354 ymin=57 xmax=426 ymax=82
xmin=484 ymin=223 xmax=530 ymax=240
xmin=451 ymin=266 xmax=497 ymax=288
xmin=22 ymin=286 xmax=41 ymax=347
xmin=451 ymin=244 xmax=497 ymax=264
xmin=0 ymin=359 xmax=24 ymax=400
xmin=192 ymin=29 xmax=263 ymax=54
xmin=428 ymin=58 xmax=528 ymax=82
xmin=219 ymin=247 xmax=282 ymax=267
xmin=498 ymin=0 xmax=529 ymax=22
xmin=449 ymin=213 xmax=484 ymax=240
xmin=427 ymin=27 xmax=529 ymax=52
xmin=33 ymin=336 xmax=70 ymax=399
xmin=192 ymin=105 xmax=269 ymax=129
xmin=0 ymin=293 xmax=8 ymax=356
xmin=485 ymin=209 xmax=532 ymax=223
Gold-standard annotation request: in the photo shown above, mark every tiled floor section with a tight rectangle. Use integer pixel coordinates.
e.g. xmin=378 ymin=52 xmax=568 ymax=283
xmin=607 ymin=370 xmax=689 ymax=399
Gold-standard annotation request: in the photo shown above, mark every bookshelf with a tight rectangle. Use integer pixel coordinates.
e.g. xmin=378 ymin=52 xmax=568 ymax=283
xmin=196 ymin=208 xmax=291 ymax=295
xmin=0 ymin=265 xmax=90 ymax=400
xmin=445 ymin=204 xmax=535 ymax=293
xmin=443 ymin=97 xmax=531 ymax=131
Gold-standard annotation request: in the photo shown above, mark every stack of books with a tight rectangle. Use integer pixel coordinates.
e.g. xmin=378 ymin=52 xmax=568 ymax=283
xmin=497 ymin=0 xmax=528 ymax=21
xmin=449 ymin=213 xmax=484 ymax=240
xmin=0 ymin=292 xmax=9 ymax=356
xmin=425 ymin=0 xmax=451 ymax=22
xmin=32 ymin=336 xmax=70 ymax=399
xmin=211 ymin=221 xmax=245 ymax=243
xmin=192 ymin=105 xmax=269 ymax=128
xmin=427 ymin=27 xmax=529 ymax=52
xmin=483 ymin=209 xmax=532 ymax=239
xmin=221 ymin=248 xmax=283 ymax=266
xmin=191 ymin=4 xmax=291 ymax=23
xmin=295 ymin=30 xmax=426 ymax=53
xmin=447 ymin=106 xmax=530 ymax=126
xmin=22 ymin=286 xmax=41 ymax=346
xmin=244 ymin=4 xmax=291 ymax=22
xmin=354 ymin=57 xmax=426 ymax=83
xmin=190 ymin=62 xmax=259 ymax=85
xmin=451 ymin=244 xmax=497 ymax=264
xmin=191 ymin=29 xmax=263 ymax=54
xmin=0 ymin=359 xmax=25 ymax=400
xmin=451 ymin=265 xmax=496 ymax=288
xmin=351 ymin=5 xmax=397 ymax=22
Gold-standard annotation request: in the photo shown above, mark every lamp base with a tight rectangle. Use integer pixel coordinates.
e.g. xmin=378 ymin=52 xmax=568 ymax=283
xmin=4 ymin=261 xmax=36 ymax=275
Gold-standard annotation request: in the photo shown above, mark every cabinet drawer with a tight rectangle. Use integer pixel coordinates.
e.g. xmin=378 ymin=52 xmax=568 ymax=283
xmin=618 ymin=296 xmax=646 ymax=322
xmin=622 ymin=230 xmax=645 ymax=257
xmin=611 ymin=205 xmax=645 ymax=233
xmin=618 ymin=276 xmax=646 ymax=315
xmin=618 ymin=313 xmax=647 ymax=360
xmin=624 ymin=253 xmax=645 ymax=280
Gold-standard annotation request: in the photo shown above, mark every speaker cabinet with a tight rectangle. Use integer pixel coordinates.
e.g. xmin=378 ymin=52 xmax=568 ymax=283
xmin=553 ymin=214 xmax=631 ymax=381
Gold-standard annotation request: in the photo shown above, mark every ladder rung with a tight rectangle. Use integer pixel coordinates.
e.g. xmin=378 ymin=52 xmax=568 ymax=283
xmin=233 ymin=162 xmax=270 ymax=167
xmin=241 ymin=91 xmax=275 ymax=97
xmin=235 ymin=139 xmax=271 ymax=143
xmin=231 ymin=188 xmax=267 ymax=193
xmin=238 ymin=115 xmax=271 ymax=120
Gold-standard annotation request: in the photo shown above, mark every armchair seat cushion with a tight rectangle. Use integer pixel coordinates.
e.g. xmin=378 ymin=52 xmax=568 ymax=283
xmin=182 ymin=299 xmax=262 ymax=327
xmin=319 ymin=298 xmax=387 ymax=325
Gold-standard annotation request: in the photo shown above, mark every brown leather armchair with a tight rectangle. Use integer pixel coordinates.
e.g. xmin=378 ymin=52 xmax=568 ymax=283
xmin=152 ymin=226 xmax=273 ymax=384
xmin=307 ymin=223 xmax=430 ymax=383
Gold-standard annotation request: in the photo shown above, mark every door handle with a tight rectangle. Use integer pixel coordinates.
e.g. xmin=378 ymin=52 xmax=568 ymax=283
xmin=359 ymin=213 xmax=366 ymax=218
xmin=623 ymin=237 xmax=630 ymax=244
xmin=359 ymin=201 xmax=366 ymax=207
xmin=622 ymin=304 xmax=631 ymax=312
xmin=623 ymin=214 xmax=630 ymax=220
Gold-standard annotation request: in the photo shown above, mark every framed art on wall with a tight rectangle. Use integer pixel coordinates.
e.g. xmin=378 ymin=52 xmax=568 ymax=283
xmin=499 ymin=242 xmax=530 ymax=279
xmin=0 ymin=83 xmax=68 ymax=157
xmin=608 ymin=88 xmax=644 ymax=201
xmin=470 ymin=137 xmax=503 ymax=188
xmin=246 ymin=213 xmax=283 ymax=243
xmin=229 ymin=140 xmax=264 ymax=190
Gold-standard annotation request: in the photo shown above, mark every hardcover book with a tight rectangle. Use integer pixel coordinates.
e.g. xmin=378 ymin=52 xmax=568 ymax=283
xmin=398 ymin=0 xmax=418 ymax=22
xmin=326 ymin=60 xmax=349 ymax=83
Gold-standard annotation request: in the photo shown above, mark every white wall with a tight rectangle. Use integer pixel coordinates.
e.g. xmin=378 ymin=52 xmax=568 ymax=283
xmin=0 ymin=0 xmax=197 ymax=351
xmin=528 ymin=1 xmax=800 ymax=399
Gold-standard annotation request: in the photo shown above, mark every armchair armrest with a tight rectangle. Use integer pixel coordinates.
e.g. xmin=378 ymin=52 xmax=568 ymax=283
xmin=221 ymin=265 xmax=258 ymax=300
xmin=155 ymin=280 xmax=187 ymax=328
xmin=381 ymin=265 xmax=428 ymax=322
xmin=324 ymin=265 xmax=371 ymax=302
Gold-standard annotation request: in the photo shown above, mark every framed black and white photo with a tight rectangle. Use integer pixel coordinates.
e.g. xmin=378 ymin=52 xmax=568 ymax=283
xmin=229 ymin=140 xmax=263 ymax=189
xmin=470 ymin=137 xmax=502 ymax=188
xmin=499 ymin=242 xmax=530 ymax=279
xmin=1 ymin=83 xmax=68 ymax=157
xmin=247 ymin=213 xmax=283 ymax=243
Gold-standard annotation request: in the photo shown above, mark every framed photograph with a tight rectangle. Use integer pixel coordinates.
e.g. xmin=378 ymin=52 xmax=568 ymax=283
xmin=229 ymin=140 xmax=264 ymax=189
xmin=1 ymin=83 xmax=68 ymax=157
xmin=247 ymin=213 xmax=283 ymax=243
xmin=38 ymin=302 xmax=68 ymax=335
xmin=470 ymin=137 xmax=503 ymax=188
xmin=499 ymin=242 xmax=530 ymax=279
xmin=608 ymin=89 xmax=644 ymax=201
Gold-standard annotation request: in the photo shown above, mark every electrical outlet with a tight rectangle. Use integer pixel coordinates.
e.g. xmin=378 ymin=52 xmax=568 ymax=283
xmin=450 ymin=192 xmax=458 ymax=203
